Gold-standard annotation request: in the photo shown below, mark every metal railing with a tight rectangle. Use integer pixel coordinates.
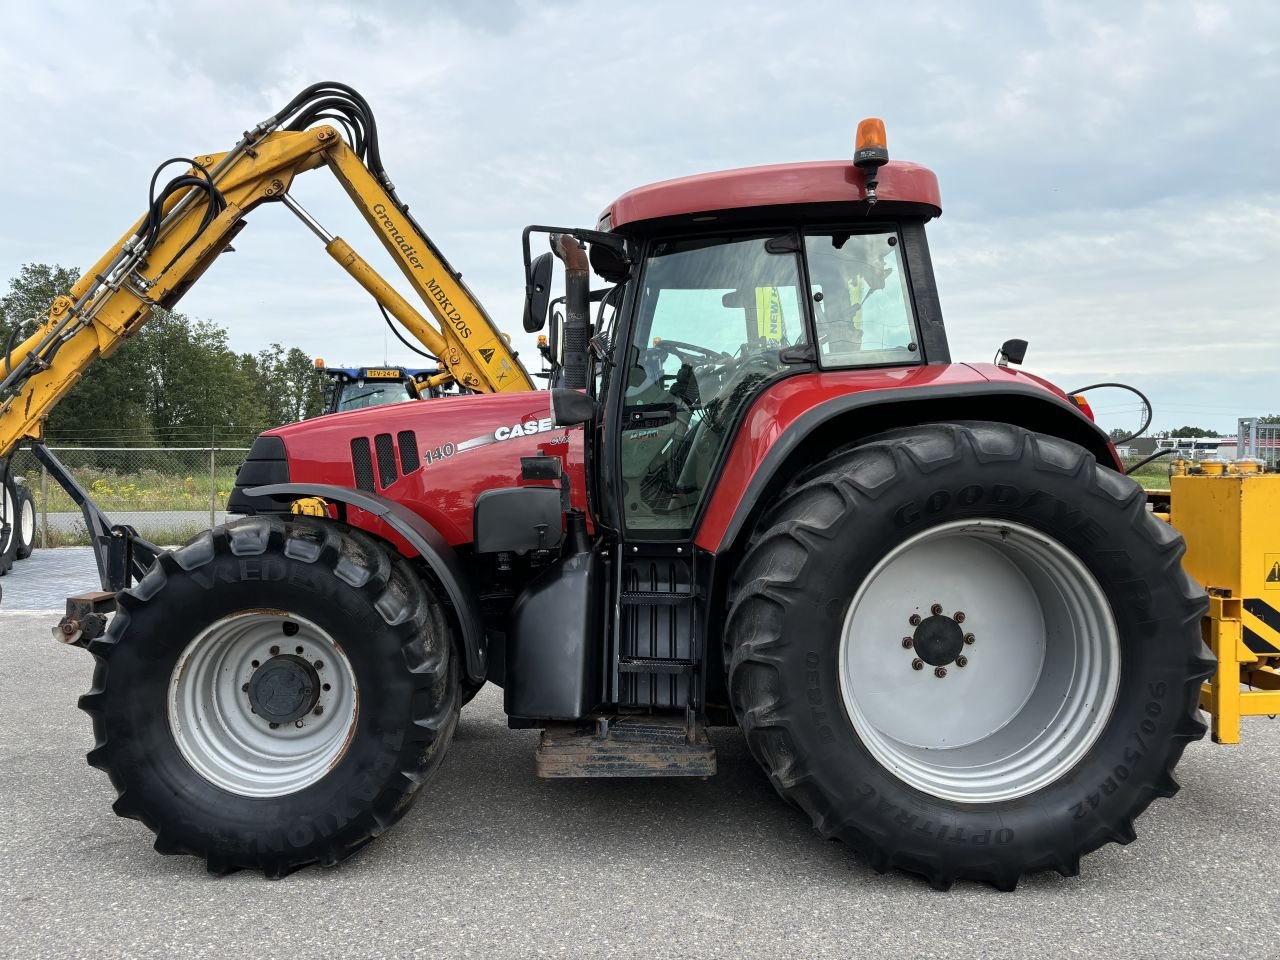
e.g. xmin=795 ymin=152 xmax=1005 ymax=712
xmin=7 ymin=445 xmax=249 ymax=547
xmin=1239 ymin=418 xmax=1280 ymax=470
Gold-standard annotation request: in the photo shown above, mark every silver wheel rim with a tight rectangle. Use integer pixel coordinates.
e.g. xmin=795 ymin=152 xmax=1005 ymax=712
xmin=838 ymin=518 xmax=1120 ymax=804
xmin=168 ymin=612 xmax=359 ymax=798
xmin=19 ymin=494 xmax=34 ymax=546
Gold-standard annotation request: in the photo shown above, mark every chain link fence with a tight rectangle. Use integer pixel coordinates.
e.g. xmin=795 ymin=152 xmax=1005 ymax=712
xmin=7 ymin=445 xmax=249 ymax=547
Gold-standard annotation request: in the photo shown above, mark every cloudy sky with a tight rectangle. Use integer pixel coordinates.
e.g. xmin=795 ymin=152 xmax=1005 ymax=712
xmin=1 ymin=0 xmax=1275 ymax=435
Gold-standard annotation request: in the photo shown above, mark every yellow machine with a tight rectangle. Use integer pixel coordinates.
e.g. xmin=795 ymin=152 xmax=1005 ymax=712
xmin=1156 ymin=459 xmax=1280 ymax=743
xmin=0 ymin=82 xmax=532 ymax=463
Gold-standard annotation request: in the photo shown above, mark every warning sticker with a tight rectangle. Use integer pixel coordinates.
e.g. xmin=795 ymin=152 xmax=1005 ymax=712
xmin=1266 ymin=554 xmax=1280 ymax=589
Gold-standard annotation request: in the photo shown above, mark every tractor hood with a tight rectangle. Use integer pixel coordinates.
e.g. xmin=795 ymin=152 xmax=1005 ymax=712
xmin=230 ymin=390 xmax=585 ymax=547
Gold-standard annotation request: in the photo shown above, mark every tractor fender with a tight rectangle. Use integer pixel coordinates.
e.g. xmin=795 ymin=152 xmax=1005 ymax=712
xmin=704 ymin=380 xmax=1118 ymax=556
xmin=246 ymin=482 xmax=487 ymax=685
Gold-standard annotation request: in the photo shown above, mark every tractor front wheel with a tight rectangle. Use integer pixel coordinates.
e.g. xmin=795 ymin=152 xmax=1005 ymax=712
xmin=727 ymin=421 xmax=1211 ymax=889
xmin=80 ymin=516 xmax=459 ymax=876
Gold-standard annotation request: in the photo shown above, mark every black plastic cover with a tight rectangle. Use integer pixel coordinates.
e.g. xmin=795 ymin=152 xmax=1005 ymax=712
xmin=505 ymin=543 xmax=603 ymax=720
xmin=473 ymin=487 xmax=564 ymax=554
xmin=227 ymin=435 xmax=289 ymax=514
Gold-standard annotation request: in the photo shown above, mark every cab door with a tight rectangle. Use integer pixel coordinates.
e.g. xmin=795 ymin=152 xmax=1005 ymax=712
xmin=608 ymin=231 xmax=810 ymax=539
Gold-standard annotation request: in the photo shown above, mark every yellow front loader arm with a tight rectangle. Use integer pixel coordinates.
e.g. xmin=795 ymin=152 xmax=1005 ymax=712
xmin=0 ymin=88 xmax=532 ymax=460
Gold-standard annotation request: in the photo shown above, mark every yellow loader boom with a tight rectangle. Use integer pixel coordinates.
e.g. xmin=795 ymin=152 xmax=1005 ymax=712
xmin=0 ymin=82 xmax=532 ymax=460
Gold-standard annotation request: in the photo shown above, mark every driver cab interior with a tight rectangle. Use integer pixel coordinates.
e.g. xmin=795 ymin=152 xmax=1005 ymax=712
xmin=613 ymin=225 xmax=921 ymax=536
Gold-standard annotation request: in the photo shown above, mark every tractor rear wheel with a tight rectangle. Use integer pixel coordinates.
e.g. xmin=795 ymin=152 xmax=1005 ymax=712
xmin=727 ymin=421 xmax=1212 ymax=890
xmin=80 ymin=516 xmax=459 ymax=876
xmin=14 ymin=481 xmax=35 ymax=560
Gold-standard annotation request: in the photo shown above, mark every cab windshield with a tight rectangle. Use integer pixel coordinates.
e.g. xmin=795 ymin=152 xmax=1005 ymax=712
xmin=335 ymin=381 xmax=415 ymax=413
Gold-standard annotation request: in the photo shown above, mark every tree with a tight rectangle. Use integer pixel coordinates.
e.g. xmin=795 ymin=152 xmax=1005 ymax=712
xmin=1155 ymin=426 xmax=1222 ymax=438
xmin=1108 ymin=428 xmax=1133 ymax=443
xmin=253 ymin=344 xmax=325 ymax=426
xmin=139 ymin=312 xmax=267 ymax=445
xmin=1260 ymin=414 xmax=1280 ymax=424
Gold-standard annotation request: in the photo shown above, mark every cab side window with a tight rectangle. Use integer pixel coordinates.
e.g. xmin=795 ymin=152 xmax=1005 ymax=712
xmin=805 ymin=231 xmax=919 ymax=368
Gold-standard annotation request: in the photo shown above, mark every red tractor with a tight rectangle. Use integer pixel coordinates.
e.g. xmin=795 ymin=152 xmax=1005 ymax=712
xmin=79 ymin=120 xmax=1210 ymax=889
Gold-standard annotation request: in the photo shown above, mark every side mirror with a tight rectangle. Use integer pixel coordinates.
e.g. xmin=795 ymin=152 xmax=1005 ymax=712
xmin=523 ymin=252 xmax=554 ymax=333
xmin=551 ymin=388 xmax=595 ymax=427
xmin=997 ymin=338 xmax=1028 ymax=366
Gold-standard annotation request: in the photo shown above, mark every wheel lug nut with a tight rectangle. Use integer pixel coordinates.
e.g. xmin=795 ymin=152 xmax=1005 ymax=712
xmin=269 ymin=721 xmax=279 ymax=729
xmin=930 ymin=603 xmax=942 ymax=616
xmin=908 ymin=614 xmax=921 ymax=626
xmin=295 ymin=720 xmax=305 ymax=729
xmin=901 ymin=637 xmax=914 ymax=649
xmin=314 ymin=660 xmax=324 ymax=670
xmin=269 ymin=645 xmax=280 ymax=656
xmin=313 ymin=705 xmax=324 ymax=716
xmin=954 ymin=611 xmax=966 ymax=623
xmin=241 ymin=682 xmax=249 ymax=692
xmin=934 ymin=666 xmax=947 ymax=678
xmin=956 ymin=655 xmax=968 ymax=668
xmin=964 ymin=633 xmax=976 ymax=645
xmin=911 ymin=658 xmax=924 ymax=671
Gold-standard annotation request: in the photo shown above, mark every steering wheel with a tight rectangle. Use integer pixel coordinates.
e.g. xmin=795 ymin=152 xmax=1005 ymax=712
xmin=653 ymin=339 xmax=733 ymax=366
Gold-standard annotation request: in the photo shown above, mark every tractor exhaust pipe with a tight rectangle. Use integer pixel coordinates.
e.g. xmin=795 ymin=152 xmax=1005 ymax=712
xmin=551 ymin=234 xmax=590 ymax=390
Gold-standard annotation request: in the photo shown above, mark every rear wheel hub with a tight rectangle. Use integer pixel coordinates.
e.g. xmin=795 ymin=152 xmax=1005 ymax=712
xmin=910 ymin=615 xmax=964 ymax=666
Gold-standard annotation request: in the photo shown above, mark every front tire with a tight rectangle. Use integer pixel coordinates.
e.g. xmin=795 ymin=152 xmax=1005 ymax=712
xmin=80 ymin=516 xmax=459 ymax=876
xmin=727 ymin=421 xmax=1212 ymax=889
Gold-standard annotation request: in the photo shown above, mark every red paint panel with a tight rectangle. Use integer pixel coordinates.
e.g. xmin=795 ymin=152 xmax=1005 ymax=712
xmin=266 ymin=391 xmax=586 ymax=552
xmin=601 ymin=160 xmax=942 ymax=230
xmin=693 ymin=361 xmax=1106 ymax=552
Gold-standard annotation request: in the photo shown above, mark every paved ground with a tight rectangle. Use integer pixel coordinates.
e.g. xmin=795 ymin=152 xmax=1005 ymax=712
xmin=1 ymin=547 xmax=98 ymax=610
xmin=2 ymin=557 xmax=1280 ymax=958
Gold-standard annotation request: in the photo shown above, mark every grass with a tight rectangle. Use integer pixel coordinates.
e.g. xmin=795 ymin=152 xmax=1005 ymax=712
xmin=35 ymin=466 xmax=241 ymax=514
xmin=1124 ymin=460 xmax=1174 ymax=490
xmin=36 ymin=524 xmax=210 ymax=549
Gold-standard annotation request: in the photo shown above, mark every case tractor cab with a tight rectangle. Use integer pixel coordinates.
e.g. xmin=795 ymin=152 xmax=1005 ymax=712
xmin=2 ymin=91 xmax=1210 ymax=889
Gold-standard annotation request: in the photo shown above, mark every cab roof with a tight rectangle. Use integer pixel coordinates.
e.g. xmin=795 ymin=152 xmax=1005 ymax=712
xmin=598 ymin=160 xmax=941 ymax=231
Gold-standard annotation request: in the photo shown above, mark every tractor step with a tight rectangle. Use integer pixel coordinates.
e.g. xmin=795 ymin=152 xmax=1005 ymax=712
xmin=617 ymin=656 xmax=696 ymax=674
xmin=535 ymin=716 xmax=716 ymax=778
xmin=618 ymin=590 xmax=696 ymax=605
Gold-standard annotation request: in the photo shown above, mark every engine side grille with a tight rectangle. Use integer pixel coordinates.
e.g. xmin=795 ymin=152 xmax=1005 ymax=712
xmin=397 ymin=431 xmax=420 ymax=473
xmin=374 ymin=433 xmax=398 ymax=489
xmin=351 ymin=437 xmax=376 ymax=492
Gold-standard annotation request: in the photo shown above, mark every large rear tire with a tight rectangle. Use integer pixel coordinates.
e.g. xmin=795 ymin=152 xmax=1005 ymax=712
xmin=80 ymin=516 xmax=459 ymax=876
xmin=727 ymin=421 xmax=1212 ymax=890
xmin=0 ymin=476 xmax=17 ymax=576
xmin=14 ymin=481 xmax=35 ymax=560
